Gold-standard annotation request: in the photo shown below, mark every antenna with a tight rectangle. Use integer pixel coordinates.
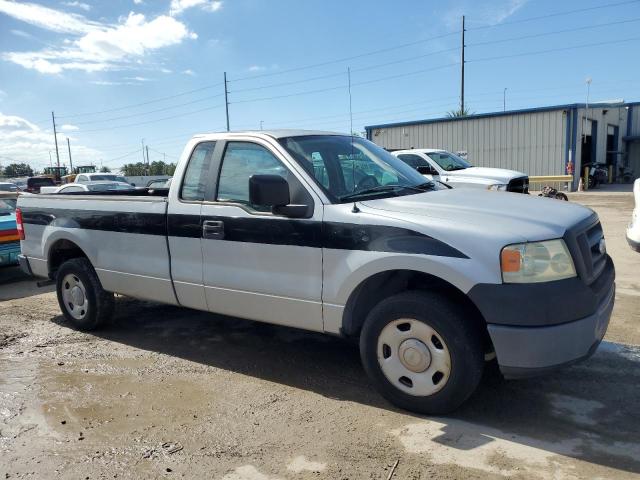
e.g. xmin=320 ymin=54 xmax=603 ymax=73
xmin=347 ymin=67 xmax=353 ymax=135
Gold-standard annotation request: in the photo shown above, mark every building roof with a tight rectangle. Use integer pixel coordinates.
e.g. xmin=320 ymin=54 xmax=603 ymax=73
xmin=365 ymin=101 xmax=640 ymax=131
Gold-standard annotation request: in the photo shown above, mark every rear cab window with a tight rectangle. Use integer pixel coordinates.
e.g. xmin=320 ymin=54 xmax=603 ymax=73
xmin=181 ymin=141 xmax=216 ymax=201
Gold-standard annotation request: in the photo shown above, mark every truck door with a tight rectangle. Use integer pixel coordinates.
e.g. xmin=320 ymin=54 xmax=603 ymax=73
xmin=396 ymin=153 xmax=439 ymax=182
xmin=166 ymin=141 xmax=219 ymax=310
xmin=200 ymin=138 xmax=324 ymax=332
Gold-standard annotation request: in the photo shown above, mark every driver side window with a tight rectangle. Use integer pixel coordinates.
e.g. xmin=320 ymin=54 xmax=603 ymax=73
xmin=217 ymin=142 xmax=311 ymax=212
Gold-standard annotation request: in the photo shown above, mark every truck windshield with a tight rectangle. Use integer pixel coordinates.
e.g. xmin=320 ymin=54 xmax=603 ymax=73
xmin=426 ymin=152 xmax=471 ymax=171
xmin=278 ymin=135 xmax=437 ymax=203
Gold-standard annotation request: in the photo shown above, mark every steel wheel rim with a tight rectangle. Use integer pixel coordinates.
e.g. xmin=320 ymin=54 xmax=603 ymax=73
xmin=61 ymin=273 xmax=88 ymax=320
xmin=377 ymin=318 xmax=451 ymax=397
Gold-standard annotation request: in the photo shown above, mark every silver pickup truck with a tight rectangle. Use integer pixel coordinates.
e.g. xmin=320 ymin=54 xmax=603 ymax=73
xmin=17 ymin=130 xmax=615 ymax=414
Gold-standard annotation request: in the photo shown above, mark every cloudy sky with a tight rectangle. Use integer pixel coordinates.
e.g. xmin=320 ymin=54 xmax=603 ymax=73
xmin=0 ymin=0 xmax=639 ymax=172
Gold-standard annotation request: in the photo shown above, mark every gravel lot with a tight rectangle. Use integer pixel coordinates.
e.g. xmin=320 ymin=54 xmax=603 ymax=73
xmin=1 ymin=191 xmax=639 ymax=479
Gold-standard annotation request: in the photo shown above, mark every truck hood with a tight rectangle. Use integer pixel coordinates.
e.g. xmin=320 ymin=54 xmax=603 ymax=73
xmin=447 ymin=166 xmax=526 ymax=183
xmin=361 ymin=189 xmax=593 ymax=242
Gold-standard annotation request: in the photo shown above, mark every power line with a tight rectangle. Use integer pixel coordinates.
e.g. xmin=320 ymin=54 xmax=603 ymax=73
xmin=467 ymin=0 xmax=640 ymax=30
xmin=468 ymin=17 xmax=640 ymax=47
xmin=70 ymin=93 xmax=225 ymax=126
xmin=77 ymin=104 xmax=225 ymax=134
xmin=468 ymin=36 xmax=640 ymax=63
xmin=58 ymin=82 xmax=224 ymax=119
xmin=229 ymin=31 xmax=461 ymax=82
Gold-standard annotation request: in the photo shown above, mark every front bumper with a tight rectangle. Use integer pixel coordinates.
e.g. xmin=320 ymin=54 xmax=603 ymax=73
xmin=488 ymin=282 xmax=614 ymax=378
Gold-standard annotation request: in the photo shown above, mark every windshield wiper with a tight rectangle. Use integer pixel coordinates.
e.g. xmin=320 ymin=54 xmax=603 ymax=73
xmin=338 ymin=183 xmax=434 ymax=201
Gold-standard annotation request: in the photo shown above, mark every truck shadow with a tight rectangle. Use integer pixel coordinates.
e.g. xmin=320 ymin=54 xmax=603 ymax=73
xmin=54 ymin=298 xmax=640 ymax=475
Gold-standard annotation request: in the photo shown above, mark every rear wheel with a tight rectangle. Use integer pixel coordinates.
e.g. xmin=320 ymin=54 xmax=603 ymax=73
xmin=56 ymin=258 xmax=114 ymax=331
xmin=359 ymin=291 xmax=484 ymax=414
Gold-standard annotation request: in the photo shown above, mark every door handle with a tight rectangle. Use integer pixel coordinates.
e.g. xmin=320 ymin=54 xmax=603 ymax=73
xmin=202 ymin=220 xmax=224 ymax=240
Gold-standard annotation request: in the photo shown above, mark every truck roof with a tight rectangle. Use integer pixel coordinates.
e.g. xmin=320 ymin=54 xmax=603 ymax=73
xmin=191 ymin=129 xmax=345 ymax=140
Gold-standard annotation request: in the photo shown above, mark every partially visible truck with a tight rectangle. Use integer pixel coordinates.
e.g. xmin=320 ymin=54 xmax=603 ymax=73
xmin=627 ymin=178 xmax=640 ymax=252
xmin=393 ymin=148 xmax=529 ymax=193
xmin=16 ymin=130 xmax=614 ymax=414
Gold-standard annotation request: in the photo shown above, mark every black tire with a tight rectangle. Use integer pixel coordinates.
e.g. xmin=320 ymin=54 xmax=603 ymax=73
xmin=555 ymin=192 xmax=569 ymax=201
xmin=359 ymin=291 xmax=484 ymax=414
xmin=588 ymin=176 xmax=596 ymax=189
xmin=56 ymin=257 xmax=114 ymax=331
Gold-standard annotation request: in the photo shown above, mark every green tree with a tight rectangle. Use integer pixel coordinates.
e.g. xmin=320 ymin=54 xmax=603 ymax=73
xmin=121 ymin=162 xmax=146 ymax=176
xmin=100 ymin=166 xmax=111 ymax=173
xmin=4 ymin=163 xmax=34 ymax=177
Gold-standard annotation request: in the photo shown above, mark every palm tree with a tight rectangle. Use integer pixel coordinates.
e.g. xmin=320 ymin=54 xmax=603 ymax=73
xmin=446 ymin=106 xmax=472 ymax=118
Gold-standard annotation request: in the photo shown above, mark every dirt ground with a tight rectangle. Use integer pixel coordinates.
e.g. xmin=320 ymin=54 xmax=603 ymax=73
xmin=1 ymin=191 xmax=639 ymax=480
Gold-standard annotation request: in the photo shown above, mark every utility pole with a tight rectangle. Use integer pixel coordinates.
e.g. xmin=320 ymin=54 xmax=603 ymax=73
xmin=224 ymin=71 xmax=230 ymax=131
xmin=146 ymin=145 xmax=150 ymax=176
xmin=503 ymin=88 xmax=507 ymax=112
xmin=66 ymin=137 xmax=73 ymax=171
xmin=51 ymin=111 xmax=60 ymax=168
xmin=49 ymin=151 xmax=53 ymax=168
xmin=260 ymin=120 xmax=264 ymax=130
xmin=460 ymin=16 xmax=465 ymax=115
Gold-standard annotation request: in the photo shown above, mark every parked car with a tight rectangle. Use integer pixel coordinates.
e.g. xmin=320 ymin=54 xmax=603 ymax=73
xmin=17 ymin=130 xmax=614 ymax=414
xmin=146 ymin=178 xmax=172 ymax=189
xmin=0 ymin=182 xmax=18 ymax=192
xmin=75 ymin=173 xmax=129 ymax=184
xmin=627 ymin=178 xmax=640 ymax=252
xmin=0 ymin=196 xmax=20 ymax=266
xmin=25 ymin=176 xmax=56 ymax=193
xmin=54 ymin=181 xmax=135 ymax=193
xmin=392 ymin=148 xmax=529 ymax=193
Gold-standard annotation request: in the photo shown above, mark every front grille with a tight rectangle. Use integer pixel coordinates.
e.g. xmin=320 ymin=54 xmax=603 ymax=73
xmin=577 ymin=222 xmax=607 ymax=282
xmin=507 ymin=176 xmax=529 ymax=194
xmin=565 ymin=215 xmax=607 ymax=286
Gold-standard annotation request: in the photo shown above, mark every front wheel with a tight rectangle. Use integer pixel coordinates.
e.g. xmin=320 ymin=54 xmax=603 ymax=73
xmin=359 ymin=291 xmax=484 ymax=414
xmin=56 ymin=257 xmax=114 ymax=331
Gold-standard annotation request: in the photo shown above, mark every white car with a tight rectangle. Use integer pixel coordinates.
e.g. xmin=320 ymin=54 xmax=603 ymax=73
xmin=393 ymin=148 xmax=529 ymax=193
xmin=55 ymin=181 xmax=135 ymax=193
xmin=0 ymin=181 xmax=18 ymax=192
xmin=75 ymin=173 xmax=129 ymax=184
xmin=627 ymin=178 xmax=640 ymax=252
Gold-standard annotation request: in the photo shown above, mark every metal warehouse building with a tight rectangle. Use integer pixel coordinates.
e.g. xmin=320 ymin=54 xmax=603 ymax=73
xmin=365 ymin=102 xmax=640 ymax=189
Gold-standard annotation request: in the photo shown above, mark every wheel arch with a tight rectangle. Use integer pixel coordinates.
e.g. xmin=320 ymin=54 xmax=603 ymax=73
xmin=47 ymin=238 xmax=90 ymax=279
xmin=341 ymin=269 xmax=493 ymax=353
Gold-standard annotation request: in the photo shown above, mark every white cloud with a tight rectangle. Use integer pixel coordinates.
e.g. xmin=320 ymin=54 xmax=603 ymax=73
xmin=62 ymin=1 xmax=91 ymax=12
xmin=133 ymin=0 xmax=144 ymax=4
xmin=1 ymin=8 xmax=198 ymax=74
xmin=160 ymin=67 xmax=172 ymax=73
xmin=60 ymin=124 xmax=79 ymax=131
xmin=123 ymin=76 xmax=153 ymax=82
xmin=170 ymin=0 xmax=222 ymax=15
xmin=181 ymin=69 xmax=195 ymax=76
xmin=444 ymin=0 xmax=528 ymax=29
xmin=248 ymin=65 xmax=264 ymax=72
xmin=0 ymin=112 xmax=101 ymax=170
xmin=0 ymin=0 xmax=100 ymax=34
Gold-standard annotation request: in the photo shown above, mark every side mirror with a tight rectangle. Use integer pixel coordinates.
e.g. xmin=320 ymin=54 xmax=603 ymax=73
xmin=416 ymin=165 xmax=436 ymax=175
xmin=249 ymin=174 xmax=290 ymax=206
xmin=249 ymin=174 xmax=309 ymax=218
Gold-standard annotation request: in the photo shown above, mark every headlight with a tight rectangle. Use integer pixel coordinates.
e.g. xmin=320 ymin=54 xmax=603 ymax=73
xmin=501 ymin=239 xmax=576 ymax=283
xmin=488 ymin=184 xmax=508 ymax=191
